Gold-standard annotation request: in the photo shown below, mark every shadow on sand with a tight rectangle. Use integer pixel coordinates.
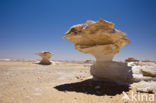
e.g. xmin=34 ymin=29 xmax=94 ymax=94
xmin=54 ymin=79 xmax=131 ymax=96
xmin=33 ymin=62 xmax=51 ymax=65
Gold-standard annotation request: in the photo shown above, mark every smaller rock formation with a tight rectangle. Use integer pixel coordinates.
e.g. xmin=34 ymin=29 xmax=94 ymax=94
xmin=35 ymin=51 xmax=53 ymax=65
xmin=125 ymin=57 xmax=139 ymax=62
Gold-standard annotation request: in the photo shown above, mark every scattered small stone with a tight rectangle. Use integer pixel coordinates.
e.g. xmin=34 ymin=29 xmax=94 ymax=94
xmin=38 ymin=77 xmax=41 ymax=79
xmin=33 ymin=93 xmax=42 ymax=96
xmin=137 ymin=87 xmax=153 ymax=93
xmin=25 ymin=96 xmax=33 ymax=100
xmin=72 ymin=99 xmax=77 ymax=103
xmin=75 ymin=76 xmax=80 ymax=79
xmin=35 ymin=88 xmax=40 ymax=91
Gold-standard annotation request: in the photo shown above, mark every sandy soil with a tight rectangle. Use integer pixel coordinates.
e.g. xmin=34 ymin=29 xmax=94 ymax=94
xmin=0 ymin=60 xmax=155 ymax=103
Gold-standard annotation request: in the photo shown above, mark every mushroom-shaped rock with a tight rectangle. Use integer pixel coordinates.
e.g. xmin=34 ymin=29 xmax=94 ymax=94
xmin=35 ymin=51 xmax=53 ymax=65
xmin=63 ymin=19 xmax=133 ymax=83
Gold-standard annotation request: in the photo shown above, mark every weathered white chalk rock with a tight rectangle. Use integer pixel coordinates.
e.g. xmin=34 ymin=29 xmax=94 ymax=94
xmin=141 ymin=67 xmax=156 ymax=77
xmin=63 ymin=19 xmax=133 ymax=83
xmin=137 ymin=87 xmax=153 ymax=93
xmin=128 ymin=62 xmax=156 ymax=82
xmin=35 ymin=51 xmax=53 ymax=65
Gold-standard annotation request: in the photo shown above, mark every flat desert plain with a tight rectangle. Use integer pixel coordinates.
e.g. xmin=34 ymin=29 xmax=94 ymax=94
xmin=0 ymin=60 xmax=155 ymax=103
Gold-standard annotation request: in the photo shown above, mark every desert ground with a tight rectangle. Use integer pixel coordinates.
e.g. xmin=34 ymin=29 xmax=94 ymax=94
xmin=0 ymin=59 xmax=156 ymax=103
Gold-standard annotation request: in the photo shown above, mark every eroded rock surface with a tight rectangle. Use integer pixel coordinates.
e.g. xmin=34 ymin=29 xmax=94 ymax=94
xmin=137 ymin=87 xmax=153 ymax=93
xmin=125 ymin=57 xmax=139 ymax=62
xmin=35 ymin=51 xmax=53 ymax=65
xmin=140 ymin=63 xmax=156 ymax=77
xmin=64 ymin=19 xmax=132 ymax=83
xmin=128 ymin=62 xmax=156 ymax=82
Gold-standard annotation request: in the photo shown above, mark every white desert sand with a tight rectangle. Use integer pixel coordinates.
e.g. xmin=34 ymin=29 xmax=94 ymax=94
xmin=0 ymin=60 xmax=156 ymax=103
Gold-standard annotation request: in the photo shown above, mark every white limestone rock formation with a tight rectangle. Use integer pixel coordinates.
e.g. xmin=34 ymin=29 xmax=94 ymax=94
xmin=35 ymin=51 xmax=53 ymax=65
xmin=128 ymin=62 xmax=156 ymax=82
xmin=141 ymin=67 xmax=156 ymax=77
xmin=63 ymin=19 xmax=133 ymax=83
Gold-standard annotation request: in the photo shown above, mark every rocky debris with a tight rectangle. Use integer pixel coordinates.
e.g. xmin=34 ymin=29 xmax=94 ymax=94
xmin=129 ymin=61 xmax=156 ymax=82
xmin=136 ymin=87 xmax=153 ymax=93
xmin=75 ymin=75 xmax=85 ymax=80
xmin=35 ymin=51 xmax=53 ymax=65
xmin=125 ymin=57 xmax=139 ymax=62
xmin=141 ymin=67 xmax=156 ymax=77
xmin=63 ymin=19 xmax=132 ymax=83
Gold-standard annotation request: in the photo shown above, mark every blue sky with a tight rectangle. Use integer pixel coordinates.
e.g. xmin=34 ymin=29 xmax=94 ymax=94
xmin=0 ymin=0 xmax=156 ymax=60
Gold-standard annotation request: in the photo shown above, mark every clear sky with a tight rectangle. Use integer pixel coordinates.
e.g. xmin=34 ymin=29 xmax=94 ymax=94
xmin=0 ymin=0 xmax=156 ymax=61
